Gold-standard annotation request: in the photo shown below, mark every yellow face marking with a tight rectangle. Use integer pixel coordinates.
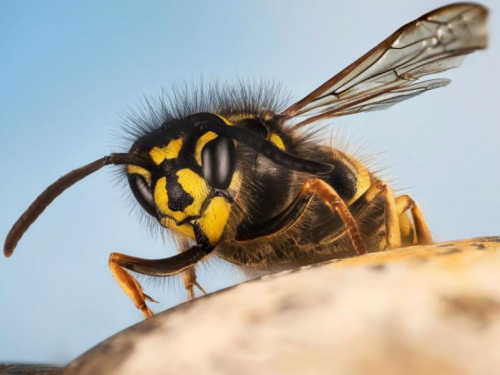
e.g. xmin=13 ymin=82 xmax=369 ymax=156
xmin=153 ymin=176 xmax=169 ymax=213
xmin=149 ymin=138 xmax=183 ymax=165
xmin=160 ymin=217 xmax=195 ymax=239
xmin=176 ymin=169 xmax=209 ymax=216
xmin=195 ymin=131 xmax=218 ymax=165
xmin=154 ymin=170 xmax=210 ymax=223
xmin=198 ymin=196 xmax=231 ymax=245
xmin=269 ymin=133 xmax=285 ymax=151
xmin=127 ymin=165 xmax=152 ymax=185
xmin=153 ymin=176 xmax=191 ymax=223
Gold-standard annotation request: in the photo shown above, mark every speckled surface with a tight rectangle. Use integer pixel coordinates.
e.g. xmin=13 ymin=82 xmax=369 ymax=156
xmin=62 ymin=237 xmax=500 ymax=375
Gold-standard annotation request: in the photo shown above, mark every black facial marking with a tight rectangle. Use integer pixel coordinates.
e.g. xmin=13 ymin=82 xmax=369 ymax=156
xmin=166 ymin=174 xmax=194 ymax=212
xmin=160 ymin=158 xmax=175 ymax=174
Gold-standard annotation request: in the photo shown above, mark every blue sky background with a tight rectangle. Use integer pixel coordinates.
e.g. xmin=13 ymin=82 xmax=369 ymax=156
xmin=1 ymin=0 xmax=498 ymax=365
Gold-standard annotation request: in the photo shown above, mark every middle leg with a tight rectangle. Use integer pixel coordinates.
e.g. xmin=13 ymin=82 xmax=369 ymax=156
xmin=182 ymin=267 xmax=207 ymax=300
xmin=177 ymin=238 xmax=208 ymax=300
xmin=395 ymin=195 xmax=434 ymax=245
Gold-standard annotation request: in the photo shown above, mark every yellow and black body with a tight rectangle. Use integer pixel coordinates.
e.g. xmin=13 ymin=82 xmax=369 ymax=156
xmin=3 ymin=3 xmax=488 ymax=318
xmin=124 ymin=108 xmax=409 ymax=273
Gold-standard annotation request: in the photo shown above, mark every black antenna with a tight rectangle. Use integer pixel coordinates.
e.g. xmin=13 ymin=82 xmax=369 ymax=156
xmin=4 ymin=153 xmax=153 ymax=257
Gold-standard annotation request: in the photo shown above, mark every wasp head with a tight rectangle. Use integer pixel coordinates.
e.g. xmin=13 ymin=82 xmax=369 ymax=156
xmin=126 ymin=113 xmax=239 ymax=244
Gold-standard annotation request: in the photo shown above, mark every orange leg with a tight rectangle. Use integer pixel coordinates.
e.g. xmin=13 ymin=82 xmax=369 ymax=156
xmin=177 ymin=238 xmax=208 ymax=300
xmin=108 ymin=244 xmax=214 ymax=318
xmin=303 ymin=178 xmax=366 ymax=255
xmin=395 ymin=195 xmax=434 ymax=245
xmin=109 ymin=253 xmax=158 ymax=319
xmin=358 ymin=178 xmax=402 ymax=250
xmin=382 ymin=182 xmax=402 ymax=249
xmin=183 ymin=267 xmax=207 ymax=300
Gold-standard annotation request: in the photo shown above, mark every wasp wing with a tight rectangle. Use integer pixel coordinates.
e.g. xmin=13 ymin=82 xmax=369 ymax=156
xmin=282 ymin=3 xmax=488 ymax=129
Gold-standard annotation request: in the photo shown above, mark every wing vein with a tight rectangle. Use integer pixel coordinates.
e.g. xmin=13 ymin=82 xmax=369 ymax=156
xmin=280 ymin=3 xmax=488 ymax=130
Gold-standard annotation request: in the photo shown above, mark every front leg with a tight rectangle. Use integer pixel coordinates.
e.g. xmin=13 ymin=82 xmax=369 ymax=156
xmin=109 ymin=256 xmax=157 ymax=318
xmin=109 ymin=244 xmax=213 ymax=318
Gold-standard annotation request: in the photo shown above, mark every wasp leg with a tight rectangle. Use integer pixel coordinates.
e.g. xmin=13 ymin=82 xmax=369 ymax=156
xmin=379 ymin=181 xmax=402 ymax=249
xmin=182 ymin=267 xmax=207 ymax=300
xmin=309 ymin=177 xmax=400 ymax=252
xmin=303 ymin=178 xmax=366 ymax=255
xmin=237 ymin=178 xmax=365 ymax=254
xmin=109 ymin=254 xmax=156 ymax=318
xmin=395 ymin=195 xmax=434 ymax=245
xmin=176 ymin=239 xmax=207 ymax=300
xmin=312 ymin=179 xmax=385 ymax=245
xmin=177 ymin=239 xmax=207 ymax=300
xmin=109 ymin=244 xmax=213 ymax=318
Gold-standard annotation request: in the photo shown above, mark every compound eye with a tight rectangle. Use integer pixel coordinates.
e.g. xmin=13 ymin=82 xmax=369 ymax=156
xmin=128 ymin=174 xmax=157 ymax=217
xmin=201 ymin=136 xmax=236 ymax=189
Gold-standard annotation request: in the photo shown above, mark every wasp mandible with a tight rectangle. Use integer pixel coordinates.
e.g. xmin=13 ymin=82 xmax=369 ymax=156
xmin=4 ymin=3 xmax=489 ymax=318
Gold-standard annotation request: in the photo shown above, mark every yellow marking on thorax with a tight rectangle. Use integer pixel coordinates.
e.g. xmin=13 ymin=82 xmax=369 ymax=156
xmin=195 ymin=131 xmax=218 ymax=165
xmin=269 ymin=133 xmax=286 ymax=151
xmin=127 ymin=165 xmax=152 ymax=185
xmin=354 ymin=165 xmax=371 ymax=201
xmin=198 ymin=196 xmax=231 ymax=245
xmin=214 ymin=114 xmax=233 ymax=125
xmin=346 ymin=157 xmax=372 ymax=205
xmin=214 ymin=113 xmax=256 ymax=124
xmin=227 ymin=113 xmax=255 ymax=123
xmin=149 ymin=138 xmax=183 ymax=165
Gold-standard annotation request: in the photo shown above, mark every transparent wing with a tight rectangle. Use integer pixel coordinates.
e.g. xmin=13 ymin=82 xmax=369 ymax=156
xmin=282 ymin=3 xmax=488 ymax=129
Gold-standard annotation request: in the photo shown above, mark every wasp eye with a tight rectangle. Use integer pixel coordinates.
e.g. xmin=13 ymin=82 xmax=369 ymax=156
xmin=128 ymin=174 xmax=157 ymax=217
xmin=202 ymin=136 xmax=236 ymax=189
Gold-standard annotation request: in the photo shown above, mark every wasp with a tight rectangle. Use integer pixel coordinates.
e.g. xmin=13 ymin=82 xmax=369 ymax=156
xmin=4 ymin=3 xmax=489 ymax=318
